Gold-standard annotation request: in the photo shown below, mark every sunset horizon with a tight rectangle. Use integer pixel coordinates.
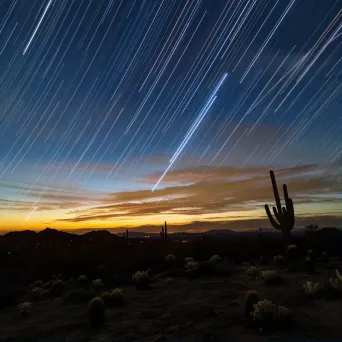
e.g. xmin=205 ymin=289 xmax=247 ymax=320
xmin=1 ymin=162 xmax=341 ymax=233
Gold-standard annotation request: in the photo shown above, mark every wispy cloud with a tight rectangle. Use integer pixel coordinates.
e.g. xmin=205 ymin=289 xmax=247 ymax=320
xmin=52 ymin=162 xmax=341 ymax=227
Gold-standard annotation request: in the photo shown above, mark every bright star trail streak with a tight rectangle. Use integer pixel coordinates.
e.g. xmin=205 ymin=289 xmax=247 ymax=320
xmin=152 ymin=73 xmax=228 ymax=191
xmin=22 ymin=0 xmax=54 ymax=55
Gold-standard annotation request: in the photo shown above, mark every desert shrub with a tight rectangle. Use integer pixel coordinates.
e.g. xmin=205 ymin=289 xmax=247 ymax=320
xmin=245 ymin=290 xmax=260 ymax=323
xmin=303 ymin=281 xmax=324 ymax=296
xmin=165 ymin=254 xmax=176 ymax=262
xmin=32 ymin=280 xmax=44 ymax=288
xmin=184 ymin=257 xmax=195 ymax=263
xmin=77 ymin=275 xmax=89 ymax=287
xmin=101 ymin=289 xmax=124 ymax=308
xmin=63 ymin=289 xmax=96 ymax=304
xmin=165 ymin=254 xmax=177 ymax=268
xmin=273 ymin=255 xmax=286 ymax=266
xmin=259 ymin=270 xmax=282 ymax=285
xmin=132 ymin=271 xmax=150 ymax=290
xmin=330 ymin=269 xmax=342 ymax=293
xmin=30 ymin=287 xmax=44 ymax=301
xmin=51 ymin=280 xmax=64 ymax=297
xmin=307 ymin=250 xmax=314 ymax=258
xmin=185 ymin=261 xmax=208 ymax=279
xmin=210 ymin=254 xmax=222 ymax=262
xmin=92 ymin=279 xmax=103 ymax=290
xmin=305 ymin=257 xmax=315 ymax=274
xmin=52 ymin=274 xmax=62 ymax=281
xmin=164 ymin=277 xmax=175 ymax=283
xmin=185 ymin=261 xmax=199 ymax=271
xmin=251 ymin=299 xmax=292 ymax=328
xmin=18 ymin=301 xmax=32 ymax=318
xmin=246 ymin=266 xmax=260 ymax=279
xmin=88 ymin=297 xmax=105 ymax=327
xmin=42 ymin=281 xmax=52 ymax=289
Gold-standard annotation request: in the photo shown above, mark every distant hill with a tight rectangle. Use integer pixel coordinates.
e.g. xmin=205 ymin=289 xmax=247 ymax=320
xmin=1 ymin=226 xmax=340 ymax=243
xmin=0 ymin=227 xmax=122 ymax=247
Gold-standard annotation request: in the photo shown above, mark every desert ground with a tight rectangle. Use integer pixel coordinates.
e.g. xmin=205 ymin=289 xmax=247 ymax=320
xmin=1 ymin=254 xmax=342 ymax=342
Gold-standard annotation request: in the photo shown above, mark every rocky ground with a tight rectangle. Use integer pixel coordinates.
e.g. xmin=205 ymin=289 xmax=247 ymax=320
xmin=1 ymin=260 xmax=342 ymax=342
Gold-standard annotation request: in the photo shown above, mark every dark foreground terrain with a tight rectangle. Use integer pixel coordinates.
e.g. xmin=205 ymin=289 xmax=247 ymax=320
xmin=1 ymin=256 xmax=342 ymax=342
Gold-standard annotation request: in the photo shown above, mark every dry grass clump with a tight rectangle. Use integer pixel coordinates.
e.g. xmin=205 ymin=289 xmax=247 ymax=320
xmin=251 ymin=299 xmax=292 ymax=329
xmin=132 ymin=271 xmax=151 ymax=290
xmin=101 ymin=289 xmax=124 ymax=307
xmin=18 ymin=302 xmax=32 ymax=318
xmin=246 ymin=266 xmax=260 ymax=279
xmin=259 ymin=270 xmax=282 ymax=285
xmin=303 ymin=281 xmax=324 ymax=296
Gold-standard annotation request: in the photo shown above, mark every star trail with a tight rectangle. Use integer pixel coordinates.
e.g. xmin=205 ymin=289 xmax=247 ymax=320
xmin=0 ymin=0 xmax=341 ymax=231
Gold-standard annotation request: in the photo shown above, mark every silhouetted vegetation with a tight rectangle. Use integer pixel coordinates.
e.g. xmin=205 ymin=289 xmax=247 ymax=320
xmin=88 ymin=297 xmax=105 ymax=327
xmin=160 ymin=221 xmax=168 ymax=242
xmin=265 ymin=170 xmax=295 ymax=255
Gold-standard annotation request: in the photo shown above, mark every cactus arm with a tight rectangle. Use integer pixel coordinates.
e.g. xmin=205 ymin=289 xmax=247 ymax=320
xmin=270 ymin=170 xmax=282 ymax=213
xmin=287 ymin=198 xmax=294 ymax=214
xmin=285 ymin=197 xmax=295 ymax=229
xmin=283 ymin=184 xmax=295 ymax=227
xmin=283 ymin=184 xmax=289 ymax=201
xmin=265 ymin=204 xmax=281 ymax=230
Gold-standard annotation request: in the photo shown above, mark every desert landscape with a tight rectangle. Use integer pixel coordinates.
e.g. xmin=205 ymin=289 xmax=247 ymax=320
xmin=1 ymin=236 xmax=342 ymax=342
xmin=1 ymin=171 xmax=342 ymax=342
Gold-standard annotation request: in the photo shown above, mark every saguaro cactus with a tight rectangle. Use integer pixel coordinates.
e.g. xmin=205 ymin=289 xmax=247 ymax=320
xmin=265 ymin=170 xmax=295 ymax=252
xmin=160 ymin=221 xmax=168 ymax=242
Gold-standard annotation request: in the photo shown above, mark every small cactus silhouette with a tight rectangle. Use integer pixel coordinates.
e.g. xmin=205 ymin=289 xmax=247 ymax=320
xmin=121 ymin=229 xmax=129 ymax=241
xmin=88 ymin=297 xmax=105 ymax=327
xmin=245 ymin=290 xmax=260 ymax=323
xmin=160 ymin=221 xmax=168 ymax=242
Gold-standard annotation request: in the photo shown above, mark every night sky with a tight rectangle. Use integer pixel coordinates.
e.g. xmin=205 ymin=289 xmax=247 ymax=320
xmin=0 ymin=0 xmax=341 ymax=233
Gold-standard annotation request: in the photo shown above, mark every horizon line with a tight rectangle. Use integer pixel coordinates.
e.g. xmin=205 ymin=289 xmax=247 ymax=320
xmin=1 ymin=225 xmax=340 ymax=236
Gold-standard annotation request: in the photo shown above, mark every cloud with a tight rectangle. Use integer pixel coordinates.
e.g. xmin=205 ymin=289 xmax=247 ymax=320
xmin=50 ymin=214 xmax=342 ymax=235
xmin=0 ymin=180 xmax=104 ymax=212
xmin=55 ymin=162 xmax=341 ymax=226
